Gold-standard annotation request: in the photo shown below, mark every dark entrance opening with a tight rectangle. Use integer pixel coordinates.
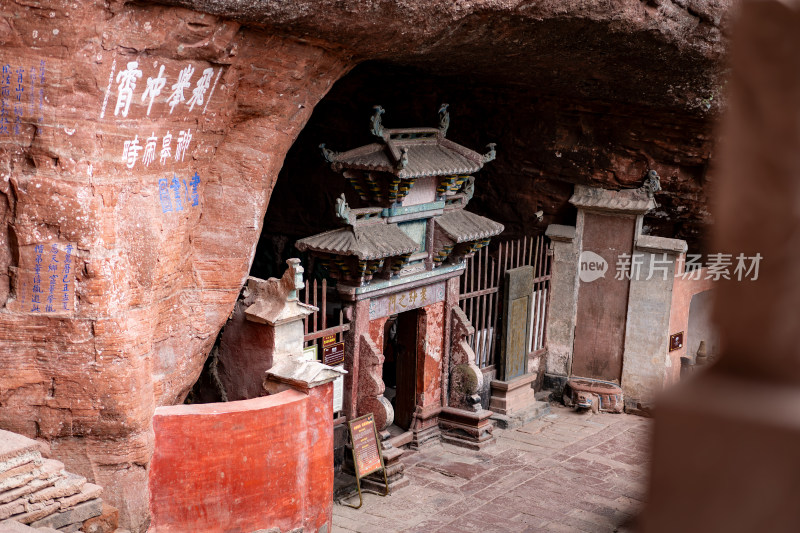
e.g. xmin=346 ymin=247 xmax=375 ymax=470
xmin=383 ymin=311 xmax=419 ymax=431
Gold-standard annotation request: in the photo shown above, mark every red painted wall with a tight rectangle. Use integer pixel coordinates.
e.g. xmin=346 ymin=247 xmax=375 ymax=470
xmin=417 ymin=301 xmax=445 ymax=409
xmin=668 ymin=262 xmax=714 ymax=385
xmin=149 ymin=385 xmax=333 ymax=533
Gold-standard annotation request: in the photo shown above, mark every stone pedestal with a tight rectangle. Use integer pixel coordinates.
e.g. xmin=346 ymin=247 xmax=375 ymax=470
xmin=363 ymin=431 xmax=409 ymax=493
xmin=410 ymin=405 xmax=441 ymax=449
xmin=489 ymin=373 xmax=549 ymax=429
xmin=343 ymin=430 xmax=409 ymax=494
xmin=438 ymin=407 xmax=494 ymax=450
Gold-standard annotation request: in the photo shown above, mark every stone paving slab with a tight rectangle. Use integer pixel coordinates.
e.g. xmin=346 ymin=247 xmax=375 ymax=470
xmin=333 ymin=405 xmax=651 ymax=533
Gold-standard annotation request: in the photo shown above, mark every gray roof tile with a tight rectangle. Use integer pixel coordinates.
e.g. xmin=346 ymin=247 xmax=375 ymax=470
xmin=295 ymin=223 xmax=419 ymax=260
xmin=436 ymin=209 xmax=504 ymax=243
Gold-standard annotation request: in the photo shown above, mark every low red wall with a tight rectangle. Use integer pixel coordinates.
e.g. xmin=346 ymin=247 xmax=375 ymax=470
xmin=149 ymin=385 xmax=333 ymax=533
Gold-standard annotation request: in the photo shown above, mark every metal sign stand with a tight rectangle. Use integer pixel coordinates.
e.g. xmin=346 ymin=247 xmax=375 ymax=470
xmin=342 ymin=413 xmax=389 ymax=509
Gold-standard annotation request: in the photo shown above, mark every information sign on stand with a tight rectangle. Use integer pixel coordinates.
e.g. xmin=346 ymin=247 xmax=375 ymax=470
xmin=342 ymin=413 xmax=389 ymax=509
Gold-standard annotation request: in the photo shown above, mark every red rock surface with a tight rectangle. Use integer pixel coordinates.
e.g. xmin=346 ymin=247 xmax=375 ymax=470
xmin=0 ymin=3 xmax=350 ymax=530
xmin=0 ymin=1 xmax=731 ymax=531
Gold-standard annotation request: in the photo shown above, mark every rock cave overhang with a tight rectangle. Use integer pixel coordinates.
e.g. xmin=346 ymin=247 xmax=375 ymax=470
xmin=157 ymin=0 xmax=729 ymax=109
xmin=154 ymin=0 xmax=727 ymax=251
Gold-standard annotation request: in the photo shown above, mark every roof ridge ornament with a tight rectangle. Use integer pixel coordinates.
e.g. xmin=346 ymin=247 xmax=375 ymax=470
xmin=438 ymin=103 xmax=450 ymax=137
xmin=396 ymin=148 xmax=409 ymax=170
xmin=370 ymin=105 xmax=385 ymax=138
xmin=483 ymin=143 xmax=496 ymax=163
xmin=335 ymin=193 xmax=351 ymax=225
xmin=642 ymin=169 xmax=661 ymax=198
xmin=319 ymin=143 xmax=338 ymax=163
xmin=642 ymin=169 xmax=662 ymax=209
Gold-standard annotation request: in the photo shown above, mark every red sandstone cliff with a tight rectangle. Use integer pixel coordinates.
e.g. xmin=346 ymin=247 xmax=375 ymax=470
xmin=0 ymin=1 xmax=729 ymax=530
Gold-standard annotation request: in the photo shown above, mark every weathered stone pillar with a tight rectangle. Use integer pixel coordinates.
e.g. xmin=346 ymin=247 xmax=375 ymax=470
xmin=620 ymin=235 xmax=686 ymax=412
xmin=342 ymin=298 xmax=371 ymax=421
xmin=220 ymin=259 xmax=316 ymax=401
xmin=543 ymin=224 xmax=580 ymax=392
xmin=642 ymin=2 xmax=800 ymax=531
xmin=409 ymin=302 xmax=445 ymax=448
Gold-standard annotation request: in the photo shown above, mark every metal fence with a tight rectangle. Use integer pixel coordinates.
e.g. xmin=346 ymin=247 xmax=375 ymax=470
xmin=459 ymin=234 xmax=552 ymax=369
xmin=301 ymin=278 xmax=350 ymax=349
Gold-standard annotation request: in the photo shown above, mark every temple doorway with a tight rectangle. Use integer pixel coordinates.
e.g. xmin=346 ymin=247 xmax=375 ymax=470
xmin=383 ymin=311 xmax=419 ymax=431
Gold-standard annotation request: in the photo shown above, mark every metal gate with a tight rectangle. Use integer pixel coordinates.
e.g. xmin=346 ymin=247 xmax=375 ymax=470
xmin=459 ymin=234 xmax=552 ymax=369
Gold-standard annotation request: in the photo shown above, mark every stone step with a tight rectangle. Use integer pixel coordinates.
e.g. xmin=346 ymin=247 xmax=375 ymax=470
xmin=490 ymin=400 xmax=551 ymax=429
xmin=0 ymin=460 xmax=67 ymax=508
xmin=0 ymin=432 xmax=45 ymax=466
xmin=0 ymin=472 xmax=39 ymax=495
xmin=56 ymin=484 xmax=101 ymax=511
xmin=0 ymin=463 xmax=41 ymax=486
xmin=0 ymin=475 xmax=62 ymax=506
xmin=5 ymin=502 xmax=60 ymax=525
xmin=0 ymin=519 xmax=38 ymax=532
xmin=28 ymin=474 xmax=85 ymax=505
xmin=29 ymin=499 xmax=102 ymax=531
xmin=0 ymin=500 xmax=25 ymax=521
xmin=0 ymin=519 xmax=59 ymax=533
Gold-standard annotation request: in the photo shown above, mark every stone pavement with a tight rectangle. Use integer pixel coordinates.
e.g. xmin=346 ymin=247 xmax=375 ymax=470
xmin=333 ymin=405 xmax=651 ymax=533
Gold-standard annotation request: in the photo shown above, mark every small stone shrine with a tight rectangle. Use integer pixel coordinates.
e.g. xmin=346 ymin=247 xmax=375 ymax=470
xmin=296 ymin=105 xmax=504 ymax=485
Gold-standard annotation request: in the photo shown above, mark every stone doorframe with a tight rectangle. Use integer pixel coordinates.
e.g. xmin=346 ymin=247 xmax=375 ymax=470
xmin=340 ymin=273 xmax=465 ymax=448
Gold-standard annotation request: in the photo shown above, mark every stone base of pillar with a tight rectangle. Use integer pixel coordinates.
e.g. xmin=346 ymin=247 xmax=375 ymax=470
xmin=343 ymin=431 xmax=409 ymax=494
xmin=362 ymin=441 xmax=409 ymax=493
xmin=489 ymin=373 xmax=549 ymax=429
xmin=410 ymin=424 xmax=441 ymax=450
xmin=543 ymin=373 xmax=569 ymax=397
xmin=438 ymin=407 xmax=495 ymax=450
xmin=410 ymin=406 xmax=442 ymax=449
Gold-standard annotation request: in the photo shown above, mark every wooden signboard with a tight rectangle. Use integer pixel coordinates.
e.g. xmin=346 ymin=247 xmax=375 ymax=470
xmin=343 ymin=413 xmax=388 ymax=508
xmin=669 ymin=332 xmax=684 ymax=352
xmin=323 ymin=341 xmax=345 ymax=366
xmin=322 ymin=334 xmax=337 ymax=347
